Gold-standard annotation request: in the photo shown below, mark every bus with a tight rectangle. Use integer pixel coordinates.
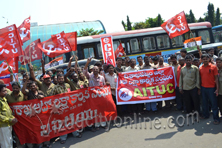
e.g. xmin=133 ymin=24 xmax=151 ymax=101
xmin=45 ymin=22 xmax=222 ymax=67
xmin=212 ymin=25 xmax=222 ymax=52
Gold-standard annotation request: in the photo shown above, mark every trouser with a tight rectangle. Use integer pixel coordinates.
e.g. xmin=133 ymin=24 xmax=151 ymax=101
xmin=183 ymin=87 xmax=200 ymax=114
xmin=217 ymin=95 xmax=222 ymax=117
xmin=201 ymin=87 xmax=219 ymax=121
xmin=146 ymin=102 xmax=157 ymax=111
xmin=60 ymin=131 xmax=79 ymax=141
xmin=0 ymin=126 xmax=13 ymax=148
xmin=176 ymin=87 xmax=186 ymax=110
xmin=112 ymin=95 xmax=122 ymax=115
xmin=130 ymin=104 xmax=144 ymax=113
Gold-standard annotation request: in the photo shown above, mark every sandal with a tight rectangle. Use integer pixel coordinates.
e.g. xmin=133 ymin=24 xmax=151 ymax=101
xmin=213 ymin=120 xmax=220 ymax=125
xmin=60 ymin=140 xmax=66 ymax=144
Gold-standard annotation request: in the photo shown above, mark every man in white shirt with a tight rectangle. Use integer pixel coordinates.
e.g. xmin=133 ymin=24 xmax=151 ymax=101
xmin=136 ymin=56 xmax=144 ymax=69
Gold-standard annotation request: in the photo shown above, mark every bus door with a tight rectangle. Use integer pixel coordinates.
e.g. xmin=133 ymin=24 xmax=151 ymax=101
xmin=81 ymin=44 xmax=96 ymax=59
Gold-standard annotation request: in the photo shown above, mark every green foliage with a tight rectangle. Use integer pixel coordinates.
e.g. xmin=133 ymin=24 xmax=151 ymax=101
xmin=19 ymin=65 xmax=26 ymax=73
xmin=127 ymin=15 xmax=132 ymax=30
xmin=157 ymin=14 xmax=163 ymax=26
xmin=121 ymin=20 xmax=126 ymax=30
xmin=32 ymin=64 xmax=40 ymax=71
xmin=78 ymin=28 xmax=104 ymax=37
xmin=207 ymin=3 xmax=215 ymax=26
xmin=133 ymin=22 xmax=149 ymax=29
xmin=198 ymin=17 xmax=205 ymax=22
xmin=145 ymin=17 xmax=157 ymax=28
xmin=189 ymin=10 xmax=196 ymax=23
xmin=215 ymin=8 xmax=221 ymax=26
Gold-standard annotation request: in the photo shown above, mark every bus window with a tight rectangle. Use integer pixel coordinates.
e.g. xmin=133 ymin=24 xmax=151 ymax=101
xmin=213 ymin=31 xmax=222 ymax=43
xmin=157 ymin=35 xmax=170 ymax=49
xmin=143 ymin=37 xmax=156 ymax=51
xmin=83 ymin=48 xmax=95 ymax=59
xmin=97 ymin=44 xmax=103 ymax=57
xmin=184 ymin=31 xmax=196 ymax=40
xmin=130 ymin=38 xmax=141 ymax=53
xmin=198 ymin=30 xmax=210 ymax=43
xmin=171 ymin=35 xmax=184 ymax=47
xmin=113 ymin=41 xmax=120 ymax=52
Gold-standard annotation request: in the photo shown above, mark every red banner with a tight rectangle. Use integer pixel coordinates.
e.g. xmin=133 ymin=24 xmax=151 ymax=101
xmin=19 ymin=39 xmax=42 ymax=65
xmin=0 ymin=75 xmax=12 ymax=90
xmin=18 ymin=16 xmax=31 ymax=43
xmin=115 ymin=43 xmax=124 ymax=58
xmin=65 ymin=32 xmax=77 ymax=51
xmin=100 ymin=36 xmax=116 ymax=66
xmin=0 ymin=57 xmax=18 ymax=77
xmin=0 ymin=25 xmax=24 ymax=60
xmin=116 ymin=67 xmax=176 ymax=105
xmin=9 ymin=86 xmax=117 ymax=144
xmin=161 ymin=11 xmax=190 ymax=39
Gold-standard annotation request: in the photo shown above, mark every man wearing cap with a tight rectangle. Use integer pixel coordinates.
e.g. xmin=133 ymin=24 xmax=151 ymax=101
xmin=0 ymin=84 xmax=18 ymax=148
xmin=29 ymin=64 xmax=55 ymax=97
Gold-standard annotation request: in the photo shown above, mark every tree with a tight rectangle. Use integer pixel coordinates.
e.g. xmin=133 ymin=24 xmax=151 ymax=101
xmin=198 ymin=17 xmax=205 ymax=22
xmin=186 ymin=14 xmax=191 ymax=23
xmin=145 ymin=18 xmax=156 ymax=27
xmin=215 ymin=8 xmax=221 ymax=26
xmin=133 ymin=22 xmax=149 ymax=29
xmin=157 ymin=14 xmax=163 ymax=26
xmin=78 ymin=28 xmax=104 ymax=37
xmin=207 ymin=3 xmax=215 ymax=26
xmin=121 ymin=20 xmax=126 ymax=30
xmin=127 ymin=15 xmax=132 ymax=30
xmin=189 ymin=10 xmax=196 ymax=23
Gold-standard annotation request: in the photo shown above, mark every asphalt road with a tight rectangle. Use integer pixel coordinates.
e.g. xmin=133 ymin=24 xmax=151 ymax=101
xmin=50 ymin=108 xmax=222 ymax=148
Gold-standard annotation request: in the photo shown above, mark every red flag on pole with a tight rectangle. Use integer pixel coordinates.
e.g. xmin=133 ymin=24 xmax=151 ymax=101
xmin=18 ymin=16 xmax=31 ymax=43
xmin=37 ymin=32 xmax=72 ymax=58
xmin=100 ymin=36 xmax=116 ymax=66
xmin=0 ymin=24 xmax=24 ymax=61
xmin=0 ymin=57 xmax=18 ymax=77
xmin=19 ymin=39 xmax=42 ymax=65
xmin=65 ymin=32 xmax=77 ymax=51
xmin=161 ymin=11 xmax=190 ymax=39
xmin=114 ymin=43 xmax=124 ymax=58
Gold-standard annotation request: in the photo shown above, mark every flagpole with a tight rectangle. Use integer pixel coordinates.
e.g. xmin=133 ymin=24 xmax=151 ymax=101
xmin=5 ymin=60 xmax=18 ymax=82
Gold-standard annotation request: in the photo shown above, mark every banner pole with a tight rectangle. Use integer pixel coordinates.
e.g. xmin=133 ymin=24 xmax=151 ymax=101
xmin=5 ymin=60 xmax=18 ymax=82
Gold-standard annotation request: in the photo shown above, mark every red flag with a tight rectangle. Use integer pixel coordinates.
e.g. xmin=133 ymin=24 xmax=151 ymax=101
xmin=161 ymin=11 xmax=190 ymax=39
xmin=114 ymin=43 xmax=124 ymax=58
xmin=100 ymin=36 xmax=116 ymax=66
xmin=37 ymin=32 xmax=72 ymax=58
xmin=0 ymin=25 xmax=24 ymax=61
xmin=18 ymin=16 xmax=31 ymax=43
xmin=65 ymin=32 xmax=77 ymax=51
xmin=19 ymin=39 xmax=42 ymax=65
xmin=0 ymin=75 xmax=13 ymax=90
xmin=0 ymin=57 xmax=18 ymax=77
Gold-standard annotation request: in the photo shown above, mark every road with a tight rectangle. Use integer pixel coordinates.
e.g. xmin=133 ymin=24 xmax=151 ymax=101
xmin=50 ymin=109 xmax=222 ymax=148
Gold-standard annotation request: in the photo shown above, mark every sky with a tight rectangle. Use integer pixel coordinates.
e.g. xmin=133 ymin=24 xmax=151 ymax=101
xmin=0 ymin=0 xmax=222 ymax=31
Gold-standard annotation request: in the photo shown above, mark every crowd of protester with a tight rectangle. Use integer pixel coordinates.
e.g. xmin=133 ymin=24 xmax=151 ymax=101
xmin=1 ymin=47 xmax=222 ymax=148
